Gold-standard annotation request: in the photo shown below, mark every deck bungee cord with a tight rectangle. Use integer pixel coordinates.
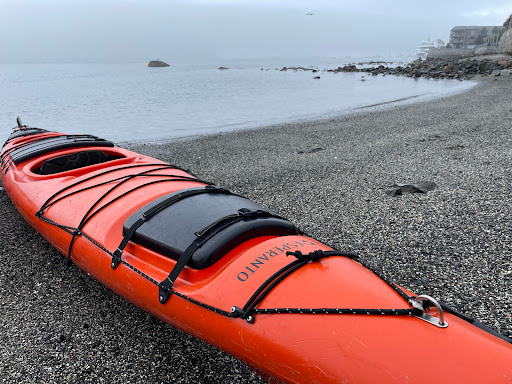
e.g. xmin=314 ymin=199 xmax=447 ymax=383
xmin=35 ymin=164 xmax=211 ymax=264
xmin=3 ymin=120 xmax=511 ymax=383
xmin=32 ymin=158 xmax=490 ymax=332
xmin=29 ymin=195 xmax=512 ymax=342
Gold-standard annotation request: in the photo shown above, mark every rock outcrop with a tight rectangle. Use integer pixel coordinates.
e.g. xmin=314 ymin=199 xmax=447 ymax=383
xmin=360 ymin=57 xmax=512 ymax=80
xmin=268 ymin=55 xmax=511 ymax=81
xmin=499 ymin=28 xmax=512 ymax=54
xmin=148 ymin=60 xmax=170 ymax=68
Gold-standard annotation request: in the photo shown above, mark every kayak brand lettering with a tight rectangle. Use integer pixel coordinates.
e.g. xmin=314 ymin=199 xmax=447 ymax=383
xmin=236 ymin=239 xmax=317 ymax=282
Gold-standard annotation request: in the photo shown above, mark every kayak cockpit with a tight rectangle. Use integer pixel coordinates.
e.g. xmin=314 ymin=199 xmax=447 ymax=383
xmin=7 ymin=133 xmax=115 ymax=165
xmin=31 ymin=150 xmax=124 ymax=175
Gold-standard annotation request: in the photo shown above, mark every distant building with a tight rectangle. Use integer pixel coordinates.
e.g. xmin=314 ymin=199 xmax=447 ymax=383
xmin=449 ymin=26 xmax=505 ymax=48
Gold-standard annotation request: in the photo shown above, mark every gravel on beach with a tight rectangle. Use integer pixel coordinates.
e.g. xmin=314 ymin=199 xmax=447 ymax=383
xmin=1 ymin=71 xmax=512 ymax=383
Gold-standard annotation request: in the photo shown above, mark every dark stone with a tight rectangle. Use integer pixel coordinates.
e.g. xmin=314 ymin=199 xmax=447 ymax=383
xmin=218 ymin=67 xmax=229 ymax=70
xmin=147 ymin=60 xmax=170 ymax=67
xmin=297 ymin=147 xmax=325 ymax=154
xmin=56 ymin=334 xmax=67 ymax=343
xmin=385 ymin=181 xmax=437 ymax=196
xmin=340 ymin=65 xmax=358 ymax=72
xmin=313 ymin=76 xmax=320 ymax=79
xmin=110 ymin=345 xmax=120 ymax=354
xmin=90 ymin=340 xmax=101 ymax=349
xmin=446 ymin=144 xmax=465 ymax=150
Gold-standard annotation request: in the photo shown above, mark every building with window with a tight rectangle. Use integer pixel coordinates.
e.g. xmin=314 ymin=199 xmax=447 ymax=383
xmin=449 ymin=26 xmax=505 ymax=48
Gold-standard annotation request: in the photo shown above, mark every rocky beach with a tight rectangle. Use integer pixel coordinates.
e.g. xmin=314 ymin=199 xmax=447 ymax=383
xmin=275 ymin=54 xmax=512 ymax=80
xmin=1 ymin=57 xmax=512 ymax=383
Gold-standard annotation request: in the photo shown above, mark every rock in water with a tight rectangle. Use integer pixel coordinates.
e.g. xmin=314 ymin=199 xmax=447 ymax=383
xmin=147 ymin=60 xmax=170 ymax=67
xmin=340 ymin=65 xmax=358 ymax=72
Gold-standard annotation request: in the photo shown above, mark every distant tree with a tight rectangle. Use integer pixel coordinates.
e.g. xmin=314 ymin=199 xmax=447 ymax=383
xmin=435 ymin=39 xmax=445 ymax=48
xmin=495 ymin=27 xmax=506 ymax=40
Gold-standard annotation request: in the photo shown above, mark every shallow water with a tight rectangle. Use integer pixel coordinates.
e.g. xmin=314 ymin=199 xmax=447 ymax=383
xmin=0 ymin=58 xmax=475 ymax=144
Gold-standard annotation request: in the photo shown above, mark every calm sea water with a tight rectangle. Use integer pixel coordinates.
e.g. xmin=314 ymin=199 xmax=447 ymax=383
xmin=0 ymin=57 xmax=475 ymax=144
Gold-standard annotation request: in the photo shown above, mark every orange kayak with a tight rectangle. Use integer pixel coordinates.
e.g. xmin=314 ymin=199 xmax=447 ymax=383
xmin=2 ymin=120 xmax=511 ymax=383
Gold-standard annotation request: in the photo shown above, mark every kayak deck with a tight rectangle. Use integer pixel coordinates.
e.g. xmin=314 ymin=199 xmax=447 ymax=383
xmin=2 ymin=125 xmax=512 ymax=383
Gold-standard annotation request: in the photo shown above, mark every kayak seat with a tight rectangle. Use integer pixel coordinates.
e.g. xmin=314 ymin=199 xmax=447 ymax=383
xmin=8 ymin=134 xmax=115 ymax=165
xmin=123 ymin=188 xmax=298 ymax=269
xmin=38 ymin=150 xmax=110 ymax=175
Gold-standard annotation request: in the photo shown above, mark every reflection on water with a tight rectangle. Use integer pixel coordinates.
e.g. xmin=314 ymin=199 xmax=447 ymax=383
xmin=0 ymin=59 xmax=475 ymax=144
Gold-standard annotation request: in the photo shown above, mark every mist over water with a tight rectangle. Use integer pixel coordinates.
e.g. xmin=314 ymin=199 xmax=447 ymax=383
xmin=0 ymin=58 xmax=475 ymax=144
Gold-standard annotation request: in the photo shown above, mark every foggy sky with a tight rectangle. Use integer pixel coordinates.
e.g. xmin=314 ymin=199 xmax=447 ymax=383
xmin=1 ymin=0 xmax=511 ymax=63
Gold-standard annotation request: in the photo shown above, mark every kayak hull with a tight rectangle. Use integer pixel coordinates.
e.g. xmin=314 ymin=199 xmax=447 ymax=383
xmin=2 ymin=126 xmax=511 ymax=383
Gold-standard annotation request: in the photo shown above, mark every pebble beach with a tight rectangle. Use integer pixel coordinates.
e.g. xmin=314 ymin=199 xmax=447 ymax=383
xmin=1 ymin=67 xmax=512 ymax=383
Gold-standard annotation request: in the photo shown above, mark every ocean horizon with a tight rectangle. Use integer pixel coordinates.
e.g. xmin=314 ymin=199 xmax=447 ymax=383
xmin=0 ymin=56 xmax=475 ymax=144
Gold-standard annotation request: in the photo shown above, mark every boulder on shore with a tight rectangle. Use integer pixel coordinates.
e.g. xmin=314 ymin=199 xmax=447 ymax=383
xmin=385 ymin=181 xmax=437 ymax=196
xmin=148 ymin=60 xmax=170 ymax=68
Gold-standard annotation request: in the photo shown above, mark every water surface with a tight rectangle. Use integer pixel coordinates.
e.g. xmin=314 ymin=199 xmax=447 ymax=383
xmin=0 ymin=58 xmax=475 ymax=144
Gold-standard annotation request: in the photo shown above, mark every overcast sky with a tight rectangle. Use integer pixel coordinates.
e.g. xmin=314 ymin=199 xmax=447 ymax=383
xmin=1 ymin=0 xmax=511 ymax=63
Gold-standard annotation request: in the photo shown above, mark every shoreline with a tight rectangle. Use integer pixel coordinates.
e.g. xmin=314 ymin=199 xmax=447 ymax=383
xmin=1 ymin=73 xmax=512 ymax=382
xmin=117 ymin=77 xmax=478 ymax=148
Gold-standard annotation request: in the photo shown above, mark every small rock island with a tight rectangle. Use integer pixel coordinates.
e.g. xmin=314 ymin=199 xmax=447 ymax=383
xmin=147 ymin=60 xmax=170 ymax=67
